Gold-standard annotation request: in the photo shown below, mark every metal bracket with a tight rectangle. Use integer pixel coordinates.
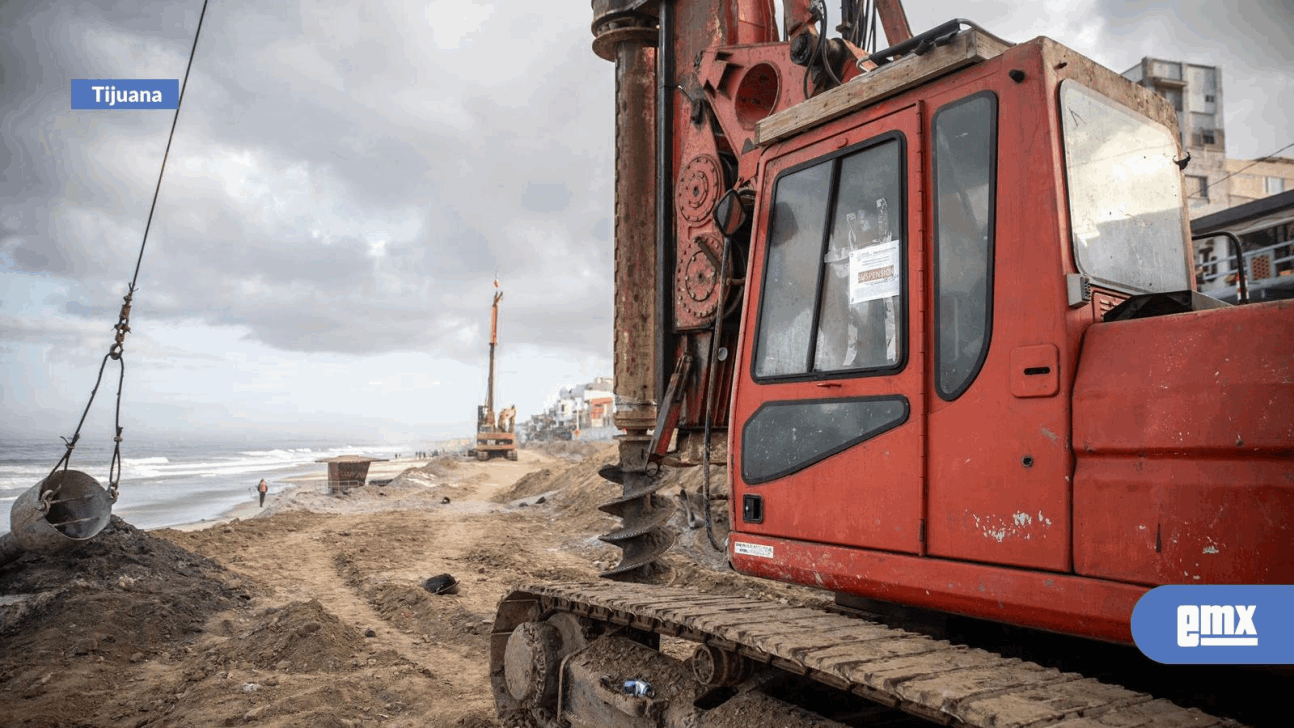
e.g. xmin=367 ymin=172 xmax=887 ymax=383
xmin=1065 ymin=273 xmax=1092 ymax=308
xmin=648 ymin=353 xmax=693 ymax=461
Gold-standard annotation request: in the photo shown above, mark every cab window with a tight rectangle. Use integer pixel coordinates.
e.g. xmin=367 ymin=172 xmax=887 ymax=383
xmin=933 ymin=92 xmax=997 ymax=399
xmin=1060 ymin=82 xmax=1189 ymax=293
xmin=754 ymin=137 xmax=905 ymax=379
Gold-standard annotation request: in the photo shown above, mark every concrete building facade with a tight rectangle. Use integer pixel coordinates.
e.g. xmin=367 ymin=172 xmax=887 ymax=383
xmin=1122 ymin=57 xmax=1229 ymax=216
xmin=520 ymin=376 xmax=618 ymax=440
xmin=1122 ymin=57 xmax=1291 ymax=217
xmin=1226 ymin=156 xmax=1294 ymax=207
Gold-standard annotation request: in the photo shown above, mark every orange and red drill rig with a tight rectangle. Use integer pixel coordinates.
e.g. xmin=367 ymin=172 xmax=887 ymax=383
xmin=489 ymin=2 xmax=1293 ymax=726
xmin=472 ymin=285 xmax=519 ymax=462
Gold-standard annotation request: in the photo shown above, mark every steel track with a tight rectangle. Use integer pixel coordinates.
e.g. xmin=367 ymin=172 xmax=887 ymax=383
xmin=493 ymin=581 xmax=1245 ymax=728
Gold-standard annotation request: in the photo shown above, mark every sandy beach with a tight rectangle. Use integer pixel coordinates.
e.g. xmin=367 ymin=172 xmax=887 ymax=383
xmin=0 ymin=442 xmax=814 ymax=728
xmin=168 ymin=456 xmax=452 ymax=533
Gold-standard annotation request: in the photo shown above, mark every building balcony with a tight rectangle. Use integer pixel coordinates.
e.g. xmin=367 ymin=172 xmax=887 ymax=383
xmin=1147 ymin=77 xmax=1187 ymax=92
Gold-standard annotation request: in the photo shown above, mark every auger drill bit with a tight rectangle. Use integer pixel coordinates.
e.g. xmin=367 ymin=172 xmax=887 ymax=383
xmin=597 ymin=350 xmax=694 ymax=579
xmin=597 ymin=457 xmax=675 ymax=577
xmin=597 ymin=435 xmax=675 ymax=580
xmin=590 ymin=0 xmax=672 ymax=580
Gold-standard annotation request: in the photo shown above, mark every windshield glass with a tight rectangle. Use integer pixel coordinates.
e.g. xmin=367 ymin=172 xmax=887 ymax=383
xmin=1060 ymin=81 xmax=1189 ymax=293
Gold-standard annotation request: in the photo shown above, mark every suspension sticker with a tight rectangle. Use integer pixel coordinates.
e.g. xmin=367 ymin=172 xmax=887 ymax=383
xmin=849 ymin=239 xmax=901 ymax=305
xmin=733 ymin=541 xmax=774 ymax=559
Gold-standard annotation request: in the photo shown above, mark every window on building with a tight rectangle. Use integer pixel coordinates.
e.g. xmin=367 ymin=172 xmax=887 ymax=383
xmin=1188 ymin=175 xmax=1209 ymax=200
xmin=933 ymin=93 xmax=997 ymax=400
xmin=1204 ymin=94 xmax=1216 ymax=103
xmin=1201 ymin=131 xmax=1216 ymax=145
xmin=754 ymin=137 xmax=905 ymax=378
xmin=1266 ymin=176 xmax=1286 ymax=195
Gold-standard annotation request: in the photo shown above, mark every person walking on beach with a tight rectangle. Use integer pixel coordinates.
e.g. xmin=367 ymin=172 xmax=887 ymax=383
xmin=257 ymin=479 xmax=269 ymax=508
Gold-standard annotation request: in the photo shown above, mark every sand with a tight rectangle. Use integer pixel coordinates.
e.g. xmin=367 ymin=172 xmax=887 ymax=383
xmin=0 ymin=443 xmax=819 ymax=728
xmin=167 ymin=455 xmax=472 ymax=533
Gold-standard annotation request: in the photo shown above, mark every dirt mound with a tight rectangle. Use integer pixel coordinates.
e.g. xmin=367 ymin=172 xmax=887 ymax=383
xmin=397 ymin=456 xmax=462 ymax=481
xmin=494 ymin=467 xmax=558 ymax=502
xmin=454 ymin=716 xmax=502 ymax=728
xmin=502 ymin=445 xmax=616 ymax=524
xmin=254 ymin=469 xmax=474 ymax=517
xmin=366 ymin=582 xmax=493 ymax=645
xmin=211 ymin=599 xmax=392 ymax=673
xmin=331 ymin=548 xmax=510 ymax=655
xmin=520 ymin=445 xmax=730 ymax=545
xmin=383 ymin=461 xmax=482 ymax=500
xmin=0 ymin=515 xmax=260 ymax=727
xmin=0 ymin=515 xmax=253 ymax=663
xmin=523 ymin=441 xmax=610 ymax=461
xmin=487 ymin=443 xmax=740 ymax=579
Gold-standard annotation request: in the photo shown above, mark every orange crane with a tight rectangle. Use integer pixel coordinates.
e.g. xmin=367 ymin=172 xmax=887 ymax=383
xmin=470 ymin=283 xmax=518 ymax=462
xmin=488 ymin=2 xmax=1292 ymax=726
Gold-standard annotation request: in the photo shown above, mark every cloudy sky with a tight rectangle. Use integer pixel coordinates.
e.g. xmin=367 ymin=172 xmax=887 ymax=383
xmin=2 ymin=0 xmax=1290 ymax=444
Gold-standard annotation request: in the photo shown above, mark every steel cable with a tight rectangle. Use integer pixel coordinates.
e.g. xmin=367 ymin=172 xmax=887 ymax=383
xmin=45 ymin=0 xmax=212 ymax=502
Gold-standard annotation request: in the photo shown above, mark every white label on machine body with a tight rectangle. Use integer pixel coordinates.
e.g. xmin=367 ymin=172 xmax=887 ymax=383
xmin=733 ymin=541 xmax=774 ymax=559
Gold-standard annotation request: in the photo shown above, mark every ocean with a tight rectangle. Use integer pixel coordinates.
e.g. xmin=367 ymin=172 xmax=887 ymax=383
xmin=0 ymin=435 xmax=460 ymax=534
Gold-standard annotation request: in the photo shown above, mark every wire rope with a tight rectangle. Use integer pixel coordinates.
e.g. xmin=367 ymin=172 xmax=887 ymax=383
xmin=46 ymin=0 xmax=212 ymax=504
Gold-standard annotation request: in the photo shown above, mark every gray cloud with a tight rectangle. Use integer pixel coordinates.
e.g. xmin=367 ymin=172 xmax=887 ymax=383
xmin=2 ymin=0 xmax=1288 ymax=376
xmin=2 ymin=0 xmax=615 ymax=365
xmin=1081 ymin=1 xmax=1292 ymax=156
xmin=521 ymin=181 xmax=574 ymax=214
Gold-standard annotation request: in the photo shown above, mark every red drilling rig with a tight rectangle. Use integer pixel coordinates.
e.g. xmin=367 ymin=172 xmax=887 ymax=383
xmin=488 ymin=2 xmax=1293 ymax=726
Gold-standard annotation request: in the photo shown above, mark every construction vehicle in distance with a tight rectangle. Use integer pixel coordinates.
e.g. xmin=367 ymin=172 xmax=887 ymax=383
xmin=469 ymin=286 xmax=519 ymax=462
xmin=490 ymin=1 xmax=1293 ymax=726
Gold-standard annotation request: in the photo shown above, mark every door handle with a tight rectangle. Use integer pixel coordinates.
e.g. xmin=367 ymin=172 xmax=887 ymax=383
xmin=816 ymin=381 xmax=842 ymax=388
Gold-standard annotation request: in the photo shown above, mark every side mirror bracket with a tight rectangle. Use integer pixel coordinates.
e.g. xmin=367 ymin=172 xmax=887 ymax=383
xmin=713 ymin=188 xmax=747 ymax=237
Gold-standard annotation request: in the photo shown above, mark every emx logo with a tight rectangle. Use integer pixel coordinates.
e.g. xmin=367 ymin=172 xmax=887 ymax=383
xmin=1177 ymin=605 xmax=1257 ymax=647
xmin=1133 ymin=585 xmax=1292 ymax=664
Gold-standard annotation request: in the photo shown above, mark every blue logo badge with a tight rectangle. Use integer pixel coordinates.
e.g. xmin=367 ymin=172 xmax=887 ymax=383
xmin=71 ymin=80 xmax=179 ymax=109
xmin=1131 ymin=585 xmax=1294 ymax=664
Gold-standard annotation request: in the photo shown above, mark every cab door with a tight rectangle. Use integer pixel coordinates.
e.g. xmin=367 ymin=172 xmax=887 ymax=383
xmin=730 ymin=106 xmax=925 ymax=555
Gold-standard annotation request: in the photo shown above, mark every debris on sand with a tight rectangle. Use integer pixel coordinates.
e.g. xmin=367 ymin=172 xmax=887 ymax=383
xmin=422 ymin=574 xmax=460 ymax=595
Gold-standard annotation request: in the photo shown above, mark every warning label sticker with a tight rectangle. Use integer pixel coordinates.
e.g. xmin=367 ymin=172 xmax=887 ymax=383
xmin=733 ymin=542 xmax=774 ymax=559
xmin=849 ymin=239 xmax=901 ymax=305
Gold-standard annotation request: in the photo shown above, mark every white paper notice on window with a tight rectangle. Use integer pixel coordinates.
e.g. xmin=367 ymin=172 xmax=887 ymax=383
xmin=849 ymin=239 xmax=901 ymax=305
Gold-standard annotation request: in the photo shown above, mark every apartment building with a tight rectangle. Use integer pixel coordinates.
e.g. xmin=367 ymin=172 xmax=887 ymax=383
xmin=1122 ymin=57 xmax=1229 ymax=215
